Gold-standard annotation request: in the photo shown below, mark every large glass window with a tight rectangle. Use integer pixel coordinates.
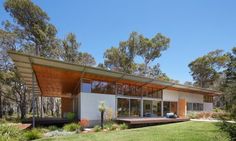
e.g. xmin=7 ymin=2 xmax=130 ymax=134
xmin=163 ymin=102 xmax=170 ymax=116
xmin=130 ymin=99 xmax=141 ymax=117
xmin=117 ymin=98 xmax=129 ymax=117
xmin=204 ymin=96 xmax=213 ymax=103
xmin=187 ymin=102 xmax=204 ymax=111
xmin=81 ymin=79 xmax=91 ymax=93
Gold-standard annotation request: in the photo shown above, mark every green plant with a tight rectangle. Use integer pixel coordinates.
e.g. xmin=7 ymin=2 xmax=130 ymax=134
xmin=66 ymin=112 xmax=75 ymax=121
xmin=0 ymin=124 xmax=24 ymax=141
xmin=220 ymin=121 xmax=236 ymax=141
xmin=24 ymin=129 xmax=43 ymax=141
xmin=187 ymin=112 xmax=197 ymax=119
xmin=48 ymin=125 xmax=58 ymax=131
xmin=119 ymin=123 xmax=128 ymax=130
xmin=93 ymin=125 xmax=101 ymax=132
xmin=63 ymin=123 xmax=80 ymax=132
xmin=79 ymin=118 xmax=90 ymax=131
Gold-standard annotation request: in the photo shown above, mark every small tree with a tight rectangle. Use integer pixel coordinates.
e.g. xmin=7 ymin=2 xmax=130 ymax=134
xmin=98 ymin=101 xmax=106 ymax=129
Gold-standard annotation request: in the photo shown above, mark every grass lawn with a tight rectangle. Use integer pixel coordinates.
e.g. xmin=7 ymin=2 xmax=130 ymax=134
xmin=39 ymin=121 xmax=229 ymax=141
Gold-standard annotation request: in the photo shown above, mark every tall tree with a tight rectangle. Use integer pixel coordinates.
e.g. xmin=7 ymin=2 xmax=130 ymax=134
xmin=104 ymin=31 xmax=171 ymax=80
xmin=188 ymin=50 xmax=229 ymax=88
xmin=138 ymin=33 xmax=170 ymax=73
xmin=222 ymin=47 xmax=236 ymax=119
xmin=4 ymin=0 xmax=60 ymax=57
xmin=62 ymin=33 xmax=96 ymax=66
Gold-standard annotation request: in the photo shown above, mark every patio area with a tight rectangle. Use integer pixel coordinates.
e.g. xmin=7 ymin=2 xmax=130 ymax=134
xmin=116 ymin=117 xmax=190 ymax=126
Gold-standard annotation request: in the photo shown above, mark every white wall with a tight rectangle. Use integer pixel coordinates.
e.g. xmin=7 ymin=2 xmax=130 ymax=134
xmin=80 ymin=92 xmax=116 ymax=121
xmin=204 ymin=103 xmax=213 ymax=111
xmin=163 ymin=90 xmax=203 ymax=103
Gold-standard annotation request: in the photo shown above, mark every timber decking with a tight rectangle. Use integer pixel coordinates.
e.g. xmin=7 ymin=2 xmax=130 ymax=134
xmin=116 ymin=117 xmax=190 ymax=125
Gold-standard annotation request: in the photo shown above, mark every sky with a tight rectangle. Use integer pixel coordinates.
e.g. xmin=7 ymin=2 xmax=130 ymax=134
xmin=0 ymin=0 xmax=235 ymax=83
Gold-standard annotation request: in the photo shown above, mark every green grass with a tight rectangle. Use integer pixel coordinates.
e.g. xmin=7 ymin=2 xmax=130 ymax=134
xmin=39 ymin=121 xmax=229 ymax=141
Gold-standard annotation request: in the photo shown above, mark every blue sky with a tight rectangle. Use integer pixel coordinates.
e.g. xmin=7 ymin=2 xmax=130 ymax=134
xmin=0 ymin=0 xmax=235 ymax=83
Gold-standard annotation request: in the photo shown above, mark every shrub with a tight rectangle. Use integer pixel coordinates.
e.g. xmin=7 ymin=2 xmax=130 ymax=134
xmin=187 ymin=112 xmax=197 ymax=119
xmin=220 ymin=121 xmax=236 ymax=141
xmin=104 ymin=122 xmax=113 ymax=131
xmin=63 ymin=123 xmax=80 ymax=132
xmin=0 ymin=124 xmax=24 ymax=141
xmin=105 ymin=107 xmax=113 ymax=121
xmin=111 ymin=123 xmax=119 ymax=131
xmin=93 ymin=125 xmax=101 ymax=132
xmin=24 ymin=129 xmax=43 ymax=141
xmin=48 ymin=125 xmax=58 ymax=131
xmin=79 ymin=119 xmax=90 ymax=131
xmin=119 ymin=123 xmax=128 ymax=130
xmin=66 ymin=112 xmax=75 ymax=121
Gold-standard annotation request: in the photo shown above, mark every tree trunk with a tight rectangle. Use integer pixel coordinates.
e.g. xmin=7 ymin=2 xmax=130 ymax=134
xmin=101 ymin=111 xmax=104 ymax=129
xmin=0 ymin=93 xmax=2 ymax=118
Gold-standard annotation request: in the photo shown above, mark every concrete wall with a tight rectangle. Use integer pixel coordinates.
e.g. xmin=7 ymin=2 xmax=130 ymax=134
xmin=80 ymin=92 xmax=116 ymax=124
xmin=204 ymin=102 xmax=213 ymax=111
xmin=163 ymin=90 xmax=203 ymax=103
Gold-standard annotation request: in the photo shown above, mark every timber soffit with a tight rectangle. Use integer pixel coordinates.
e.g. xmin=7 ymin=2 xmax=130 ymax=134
xmin=7 ymin=51 xmax=221 ymax=95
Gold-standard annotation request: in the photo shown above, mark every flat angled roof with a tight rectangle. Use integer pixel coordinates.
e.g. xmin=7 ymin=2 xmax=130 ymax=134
xmin=8 ymin=51 xmax=221 ymax=97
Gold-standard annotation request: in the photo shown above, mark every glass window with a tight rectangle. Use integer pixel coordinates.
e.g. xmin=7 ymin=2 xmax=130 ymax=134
xmin=91 ymin=80 xmax=115 ymax=94
xmin=123 ymin=84 xmax=130 ymax=96
xmin=204 ymin=96 xmax=213 ymax=103
xmin=117 ymin=84 xmax=123 ymax=95
xmin=187 ymin=103 xmax=193 ymax=111
xmin=81 ymin=79 xmax=91 ymax=93
xmin=117 ymin=98 xmax=129 ymax=117
xmin=130 ymin=99 xmax=141 ymax=117
xmin=163 ymin=101 xmax=170 ymax=116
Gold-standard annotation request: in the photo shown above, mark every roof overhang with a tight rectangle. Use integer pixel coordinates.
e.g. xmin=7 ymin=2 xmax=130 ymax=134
xmin=8 ymin=51 xmax=221 ymax=97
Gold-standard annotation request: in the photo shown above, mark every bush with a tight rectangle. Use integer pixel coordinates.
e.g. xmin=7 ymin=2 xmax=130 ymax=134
xmin=111 ymin=123 xmax=119 ymax=131
xmin=48 ymin=125 xmax=58 ymax=131
xmin=63 ymin=123 xmax=80 ymax=132
xmin=93 ymin=125 xmax=101 ymax=132
xmin=24 ymin=129 xmax=43 ymax=141
xmin=187 ymin=112 xmax=197 ymax=119
xmin=220 ymin=121 xmax=236 ymax=141
xmin=66 ymin=112 xmax=75 ymax=121
xmin=119 ymin=123 xmax=128 ymax=130
xmin=79 ymin=119 xmax=89 ymax=131
xmin=0 ymin=124 xmax=24 ymax=141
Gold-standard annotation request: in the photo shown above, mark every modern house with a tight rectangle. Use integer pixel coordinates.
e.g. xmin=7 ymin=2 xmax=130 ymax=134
xmin=8 ymin=51 xmax=220 ymax=125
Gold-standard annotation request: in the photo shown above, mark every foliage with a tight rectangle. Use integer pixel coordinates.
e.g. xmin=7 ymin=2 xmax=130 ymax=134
xmin=48 ymin=125 xmax=59 ymax=131
xmin=24 ymin=128 xmax=43 ymax=141
xmin=103 ymin=32 xmax=170 ymax=76
xmin=66 ymin=112 xmax=75 ymax=122
xmin=119 ymin=123 xmax=128 ymax=130
xmin=220 ymin=121 xmax=236 ymax=141
xmin=63 ymin=123 xmax=80 ymax=132
xmin=105 ymin=107 xmax=113 ymax=121
xmin=221 ymin=47 xmax=236 ymax=120
xmin=79 ymin=119 xmax=89 ymax=131
xmin=188 ymin=49 xmax=229 ymax=88
xmin=93 ymin=125 xmax=101 ymax=132
xmin=62 ymin=33 xmax=96 ymax=66
xmin=0 ymin=124 xmax=24 ymax=141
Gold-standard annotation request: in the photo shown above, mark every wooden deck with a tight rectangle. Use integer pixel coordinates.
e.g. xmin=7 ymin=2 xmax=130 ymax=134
xmin=116 ymin=117 xmax=190 ymax=125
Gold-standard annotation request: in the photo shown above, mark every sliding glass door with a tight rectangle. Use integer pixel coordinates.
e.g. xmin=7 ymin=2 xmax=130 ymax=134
xmin=117 ymin=98 xmax=141 ymax=117
xmin=143 ymin=100 xmax=162 ymax=117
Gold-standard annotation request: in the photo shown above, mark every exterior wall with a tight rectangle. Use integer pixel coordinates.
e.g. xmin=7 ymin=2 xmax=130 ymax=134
xmin=61 ymin=97 xmax=73 ymax=118
xmin=163 ymin=89 xmax=203 ymax=103
xmin=80 ymin=92 xmax=116 ymax=125
xmin=204 ymin=102 xmax=213 ymax=111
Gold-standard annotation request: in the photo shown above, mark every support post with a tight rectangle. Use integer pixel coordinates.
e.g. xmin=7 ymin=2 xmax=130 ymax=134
xmin=32 ymin=73 xmax=35 ymax=128
xmin=40 ymin=95 xmax=43 ymax=118
xmin=161 ymin=101 xmax=164 ymax=117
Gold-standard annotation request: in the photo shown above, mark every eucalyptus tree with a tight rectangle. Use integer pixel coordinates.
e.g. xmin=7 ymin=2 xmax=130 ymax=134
xmin=188 ymin=50 xmax=229 ymax=88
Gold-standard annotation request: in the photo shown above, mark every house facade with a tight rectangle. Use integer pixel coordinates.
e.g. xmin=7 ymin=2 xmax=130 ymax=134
xmin=8 ymin=51 xmax=219 ymax=125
